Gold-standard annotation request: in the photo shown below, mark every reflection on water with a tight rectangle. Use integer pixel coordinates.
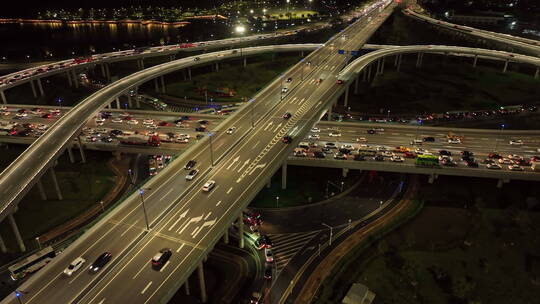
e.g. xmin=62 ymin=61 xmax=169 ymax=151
xmin=0 ymin=19 xmax=231 ymax=60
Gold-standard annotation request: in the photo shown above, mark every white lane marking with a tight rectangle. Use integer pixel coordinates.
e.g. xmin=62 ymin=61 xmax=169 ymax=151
xmin=193 ymin=219 xmax=217 ymax=238
xmin=97 ymin=299 xmax=105 ymax=304
xmin=273 ymin=122 xmax=282 ymax=133
xmin=191 ymin=226 xmax=201 ymax=236
xmin=237 ymin=159 xmax=250 ymax=173
xmin=226 ymin=187 xmax=233 ymax=194
xmin=159 ymin=261 xmax=171 ymax=273
xmin=252 ymin=141 xmax=260 ymax=149
xmin=204 ymin=212 xmax=212 ymax=220
xmin=264 ymin=121 xmax=273 ymax=131
xmin=120 ymin=219 xmax=140 ymax=237
xmin=132 ymin=263 xmax=147 ymax=280
xmin=177 ymin=215 xmax=203 ymax=234
xmin=207 ymin=185 xmax=220 ymax=198
xmin=216 ymin=200 xmax=222 ymax=206
xmin=160 ymin=187 xmax=176 ymax=201
xmin=176 ymin=243 xmax=185 ymax=253
xmin=168 ymin=209 xmax=189 ymax=231
xmin=141 ymin=281 xmax=153 ymax=294
xmin=226 ymin=156 xmax=240 ymax=170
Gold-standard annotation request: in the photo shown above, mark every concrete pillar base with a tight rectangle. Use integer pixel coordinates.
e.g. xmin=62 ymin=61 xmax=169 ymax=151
xmin=77 ymin=136 xmax=87 ymax=163
xmin=184 ymin=279 xmax=190 ymax=295
xmin=30 ymin=80 xmax=38 ymax=98
xmin=37 ymin=179 xmax=47 ymax=200
xmin=0 ymin=235 xmax=6 ymax=253
xmin=8 ymin=214 xmax=25 ymax=252
xmin=503 ymin=60 xmax=509 ymax=73
xmin=37 ymin=78 xmax=44 ymax=96
xmin=198 ymin=262 xmax=207 ymax=303
xmin=50 ymin=167 xmax=63 ymax=200
xmin=534 ymin=67 xmax=539 ymax=79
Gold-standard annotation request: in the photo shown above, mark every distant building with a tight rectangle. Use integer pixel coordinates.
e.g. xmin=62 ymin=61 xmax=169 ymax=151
xmin=342 ymin=283 xmax=376 ymax=304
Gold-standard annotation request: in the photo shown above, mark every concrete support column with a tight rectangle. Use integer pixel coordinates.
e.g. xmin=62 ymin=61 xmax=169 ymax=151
xmin=266 ymin=178 xmax=271 ymax=188
xmin=215 ymin=63 xmax=219 ymax=72
xmin=362 ymin=69 xmax=367 ymax=82
xmin=67 ymin=70 xmax=74 ymax=87
xmin=367 ymin=64 xmax=372 ymax=81
xmin=223 ymin=229 xmax=229 ymax=244
xmin=344 ymin=84 xmax=350 ymax=107
xmin=188 ymin=68 xmax=192 ymax=80
xmin=67 ymin=146 xmax=75 ymax=163
xmin=301 ymin=51 xmax=304 ymax=57
xmin=184 ymin=279 xmax=190 ymax=295
xmin=8 ymin=214 xmax=25 ymax=252
xmin=503 ymin=60 xmax=509 ymax=73
xmin=77 ymin=135 xmax=87 ymax=163
xmin=36 ymin=179 xmax=47 ymax=200
xmin=534 ymin=67 xmax=539 ymax=79
xmin=473 ymin=55 xmax=478 ymax=68
xmin=169 ymin=54 xmax=175 ymax=61
xmin=416 ymin=52 xmax=422 ymax=68
xmin=115 ymin=97 xmax=120 ymax=109
xmin=71 ymin=70 xmax=79 ymax=88
xmin=160 ymin=75 xmax=166 ymax=93
xmin=36 ymin=78 xmax=44 ymax=96
xmin=0 ymin=235 xmax=6 ymax=253
xmin=354 ymin=75 xmax=359 ymax=94
xmin=428 ymin=174 xmax=438 ymax=184
xmin=327 ymin=105 xmax=332 ymax=121
xmin=127 ymin=95 xmax=132 ymax=108
xmin=281 ymin=161 xmax=287 ymax=190
xmin=135 ymin=97 xmax=141 ymax=108
xmin=375 ymin=59 xmax=381 ymax=76
xmin=100 ymin=64 xmax=106 ymax=78
xmin=397 ymin=54 xmax=402 ymax=72
xmin=197 ymin=262 xmax=207 ymax=303
xmin=154 ymin=78 xmax=159 ymax=92
xmin=106 ymin=103 xmax=111 ymax=109
xmin=380 ymin=57 xmax=385 ymax=75
xmin=139 ymin=59 xmax=145 ymax=70
xmin=105 ymin=64 xmax=111 ymax=82
xmin=49 ymin=167 xmax=63 ymax=200
xmin=30 ymin=80 xmax=38 ymax=98
xmin=0 ymin=90 xmax=6 ymax=104
xmin=238 ymin=213 xmax=244 ymax=249
xmin=496 ymin=178 xmax=509 ymax=188
xmin=394 ymin=54 xmax=399 ymax=67
xmin=243 ymin=57 xmax=247 ymax=68
xmin=342 ymin=168 xmax=349 ymax=178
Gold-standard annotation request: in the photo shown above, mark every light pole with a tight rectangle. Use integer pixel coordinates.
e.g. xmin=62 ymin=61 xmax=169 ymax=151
xmin=138 ymin=188 xmax=151 ymax=231
xmin=300 ymin=58 xmax=305 ymax=81
xmin=280 ymin=75 xmax=285 ymax=100
xmin=386 ymin=110 xmax=390 ymax=121
xmin=340 ymin=181 xmax=344 ymax=192
xmin=494 ymin=123 xmax=505 ymax=152
xmin=208 ymin=131 xmax=215 ymax=166
xmin=35 ymin=237 xmax=41 ymax=250
xmin=249 ymin=99 xmax=255 ymax=127
xmin=379 ymin=200 xmax=384 ymax=208
xmin=99 ymin=200 xmax=105 ymax=213
xmin=276 ymin=196 xmax=280 ymax=208
xmin=322 ymin=222 xmax=333 ymax=246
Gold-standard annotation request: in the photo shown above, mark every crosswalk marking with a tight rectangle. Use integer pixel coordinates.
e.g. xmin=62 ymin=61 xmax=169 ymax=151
xmin=268 ymin=231 xmax=319 ymax=276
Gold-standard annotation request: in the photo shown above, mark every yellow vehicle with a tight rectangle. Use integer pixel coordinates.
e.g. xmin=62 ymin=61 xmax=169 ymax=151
xmin=394 ymin=146 xmax=411 ymax=153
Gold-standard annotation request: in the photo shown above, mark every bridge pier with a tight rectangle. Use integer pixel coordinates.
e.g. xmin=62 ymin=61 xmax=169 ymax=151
xmin=72 ymin=70 xmax=79 ymax=88
xmin=535 ymin=67 xmax=539 ymax=79
xmin=169 ymin=54 xmax=175 ymax=61
xmin=281 ymin=161 xmax=287 ymax=190
xmin=67 ymin=146 xmax=75 ymax=163
xmin=77 ymin=135 xmax=87 ymax=163
xmin=0 ymin=235 xmax=6 ymax=253
xmin=396 ymin=54 xmax=402 ymax=72
xmin=428 ymin=173 xmax=438 ymax=184
xmin=497 ymin=178 xmax=509 ymax=188
xmin=416 ymin=52 xmax=423 ymax=68
xmin=375 ymin=59 xmax=381 ymax=76
xmin=127 ymin=94 xmax=132 ymax=108
xmin=0 ymin=90 xmax=6 ymax=104
xmin=36 ymin=179 xmax=47 ymax=200
xmin=342 ymin=168 xmax=349 ymax=178
xmin=100 ymin=64 xmax=106 ymax=78
xmin=36 ymin=78 xmax=44 ymax=96
xmin=104 ymin=64 xmax=111 ymax=82
xmin=243 ymin=57 xmax=247 ymax=68
xmin=380 ymin=57 xmax=385 ymax=75
xmin=184 ymin=279 xmax=190 ymax=295
xmin=367 ymin=64 xmax=372 ymax=81
xmin=354 ymin=75 xmax=359 ymax=94
xmin=154 ymin=78 xmax=159 ymax=92
xmin=8 ymin=213 xmax=25 ymax=252
xmin=473 ymin=55 xmax=478 ymax=68
xmin=327 ymin=105 xmax=333 ymax=121
xmin=362 ymin=69 xmax=367 ymax=82
xmin=344 ymin=84 xmax=350 ymax=107
xmin=197 ymin=262 xmax=207 ymax=303
xmin=139 ymin=59 xmax=145 ymax=70
xmin=503 ymin=60 xmax=509 ymax=73
xmin=30 ymin=80 xmax=38 ymax=98
xmin=238 ymin=213 xmax=244 ymax=249
xmin=223 ymin=229 xmax=229 ymax=244
xmin=115 ymin=97 xmax=121 ymax=109
xmin=160 ymin=75 xmax=166 ymax=93
xmin=188 ymin=68 xmax=192 ymax=80
xmin=215 ymin=63 xmax=219 ymax=72
xmin=49 ymin=167 xmax=63 ymax=200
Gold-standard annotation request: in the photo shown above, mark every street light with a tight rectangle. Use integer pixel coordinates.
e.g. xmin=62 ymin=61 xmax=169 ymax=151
xmin=322 ymin=222 xmax=333 ymax=246
xmin=208 ymin=131 xmax=216 ymax=166
xmin=386 ymin=110 xmax=390 ymax=121
xmin=35 ymin=237 xmax=41 ymax=250
xmin=249 ymin=99 xmax=256 ymax=127
xmin=276 ymin=196 xmax=280 ymax=208
xmin=494 ymin=123 xmax=506 ymax=152
xmin=138 ymin=188 xmax=151 ymax=231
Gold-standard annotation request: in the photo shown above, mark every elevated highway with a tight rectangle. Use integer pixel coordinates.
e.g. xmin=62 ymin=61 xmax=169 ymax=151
xmin=0 ymin=1 xmax=396 ymax=303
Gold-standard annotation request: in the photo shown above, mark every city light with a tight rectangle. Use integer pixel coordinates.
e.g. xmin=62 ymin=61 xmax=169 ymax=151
xmin=235 ymin=25 xmax=246 ymax=33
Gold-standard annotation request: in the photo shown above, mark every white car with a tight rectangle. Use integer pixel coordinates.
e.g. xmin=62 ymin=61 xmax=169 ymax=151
xmin=487 ymin=163 xmax=502 ymax=170
xmin=202 ymin=180 xmax=216 ymax=192
xmin=508 ymin=164 xmax=523 ymax=171
xmin=37 ymin=124 xmax=48 ymax=130
xmin=410 ymin=139 xmax=423 ymax=145
xmin=127 ymin=119 xmax=139 ymax=125
xmin=448 ymin=138 xmax=461 ymax=144
xmin=311 ymin=127 xmax=320 ymax=133
xmin=146 ymin=124 xmax=158 ymax=129
xmin=281 ymin=87 xmax=288 ymax=93
xmin=226 ymin=127 xmax=236 ymax=134
xmin=341 ymin=144 xmax=355 ymax=150
xmin=143 ymin=119 xmax=154 ymax=125
xmin=64 ymin=257 xmax=86 ymax=276
xmin=186 ymin=169 xmax=199 ymax=180
xmin=176 ymin=137 xmax=189 ymax=143
xmin=507 ymin=154 xmax=522 ymax=160
xmin=16 ymin=113 xmax=28 ymax=118
xmin=391 ymin=155 xmax=404 ymax=162
xmin=509 ymin=139 xmax=523 ymax=145
xmin=356 ymin=137 xmax=367 ymax=142
xmin=178 ymin=133 xmax=190 ymax=139
xmin=308 ymin=134 xmax=320 ymax=139
xmin=328 ymin=132 xmax=341 ymax=137
xmin=111 ymin=117 xmax=123 ymax=123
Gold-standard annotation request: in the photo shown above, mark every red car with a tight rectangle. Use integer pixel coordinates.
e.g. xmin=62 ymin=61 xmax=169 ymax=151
xmin=41 ymin=113 xmax=53 ymax=118
xmin=158 ymin=121 xmax=171 ymax=127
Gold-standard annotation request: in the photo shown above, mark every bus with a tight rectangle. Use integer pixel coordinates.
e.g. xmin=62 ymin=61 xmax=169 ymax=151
xmin=415 ymin=154 xmax=439 ymax=167
xmin=8 ymin=246 xmax=56 ymax=281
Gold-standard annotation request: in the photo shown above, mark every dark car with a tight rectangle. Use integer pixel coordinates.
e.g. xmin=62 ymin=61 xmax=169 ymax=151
xmin=264 ymin=267 xmax=273 ymax=280
xmin=198 ymin=120 xmax=208 ymax=125
xmin=367 ymin=129 xmax=375 ymax=134
xmin=488 ymin=153 xmax=502 ymax=159
xmin=101 ymin=137 xmax=113 ymax=143
xmin=462 ymin=150 xmax=474 ymax=157
xmin=185 ymin=160 xmax=196 ymax=170
xmin=151 ymin=248 xmax=172 ymax=269
xmin=282 ymin=112 xmax=292 ymax=119
xmin=195 ymin=127 xmax=206 ymax=132
xmin=314 ymin=151 xmax=325 ymax=158
xmin=374 ymin=155 xmax=384 ymax=161
xmin=174 ymin=118 xmax=183 ymax=124
xmin=42 ymin=113 xmax=53 ymax=118
xmin=110 ymin=129 xmax=123 ymax=136
xmin=100 ymin=112 xmax=112 ymax=119
xmin=282 ymin=136 xmax=292 ymax=143
xmin=286 ymin=77 xmax=293 ymax=83
xmin=194 ymin=57 xmax=200 ymax=61
xmin=466 ymin=160 xmax=479 ymax=167
xmin=89 ymin=252 xmax=112 ymax=272
xmin=439 ymin=150 xmax=451 ymax=156
xmin=339 ymin=148 xmax=351 ymax=155
xmin=423 ymin=137 xmax=435 ymax=142
xmin=354 ymin=154 xmax=366 ymax=161
xmin=256 ymin=235 xmax=272 ymax=249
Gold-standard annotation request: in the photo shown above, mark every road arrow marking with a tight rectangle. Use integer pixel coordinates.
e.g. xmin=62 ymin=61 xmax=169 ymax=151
xmin=248 ymin=163 xmax=266 ymax=175
xmin=237 ymin=158 xmax=250 ymax=173
xmin=177 ymin=214 xmax=203 ymax=234
xmin=273 ymin=123 xmax=282 ymax=133
xmin=168 ymin=209 xmax=189 ymax=231
xmin=264 ymin=121 xmax=273 ymax=131
xmin=227 ymin=156 xmax=240 ymax=170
